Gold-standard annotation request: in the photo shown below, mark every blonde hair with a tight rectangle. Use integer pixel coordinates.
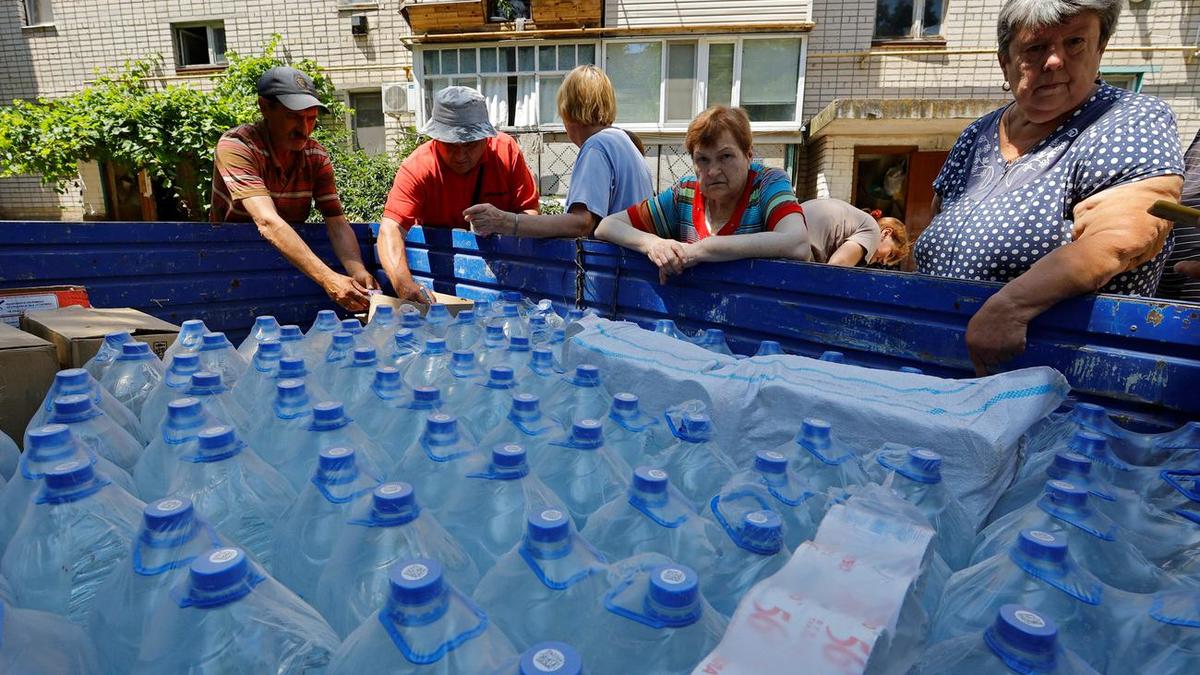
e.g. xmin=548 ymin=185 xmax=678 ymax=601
xmin=557 ymin=65 xmax=616 ymax=127
xmin=877 ymin=217 xmax=911 ymax=266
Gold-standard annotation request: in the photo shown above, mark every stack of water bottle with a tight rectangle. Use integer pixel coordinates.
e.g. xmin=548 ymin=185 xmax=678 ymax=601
xmin=0 ymin=290 xmax=1194 ymax=674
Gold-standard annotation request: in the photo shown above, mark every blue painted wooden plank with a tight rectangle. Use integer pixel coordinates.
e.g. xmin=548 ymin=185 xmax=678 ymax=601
xmin=0 ymin=243 xmax=348 ymax=281
xmin=0 ymin=221 xmax=374 ymax=247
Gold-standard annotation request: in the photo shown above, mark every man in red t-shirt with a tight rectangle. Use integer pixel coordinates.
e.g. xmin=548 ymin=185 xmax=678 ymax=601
xmin=378 ymin=86 xmax=540 ymax=300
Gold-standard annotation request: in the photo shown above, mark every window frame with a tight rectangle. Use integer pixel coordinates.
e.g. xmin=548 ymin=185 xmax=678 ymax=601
xmin=171 ymin=21 xmax=228 ymax=71
xmin=871 ymin=0 xmax=949 ymax=44
xmin=1099 ymin=66 xmax=1159 ymax=94
xmin=22 ymin=0 xmax=54 ymax=27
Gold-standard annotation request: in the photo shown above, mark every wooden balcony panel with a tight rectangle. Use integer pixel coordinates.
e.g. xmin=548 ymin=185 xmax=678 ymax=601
xmin=402 ymin=0 xmax=601 ymax=35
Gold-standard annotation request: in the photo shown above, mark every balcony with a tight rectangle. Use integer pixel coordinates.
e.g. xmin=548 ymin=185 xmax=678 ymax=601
xmin=401 ymin=0 xmax=601 ymax=36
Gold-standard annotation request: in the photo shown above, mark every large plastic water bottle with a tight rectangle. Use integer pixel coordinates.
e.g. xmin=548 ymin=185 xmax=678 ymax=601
xmin=237 ymin=315 xmax=281 ymax=361
xmin=443 ymin=349 xmax=484 ymax=411
xmin=545 ymin=364 xmax=611 ymax=432
xmin=83 ymin=330 xmax=132 ymax=382
xmin=460 ymin=366 xmax=519 ymax=440
xmin=484 ymin=335 xmax=533 ymax=374
xmin=517 ymin=347 xmax=559 ymax=401
xmin=363 ymin=304 xmax=399 ymax=348
xmin=275 ymin=355 xmax=332 ymax=403
xmin=166 ymin=425 xmax=296 ymax=568
xmin=318 ymin=332 xmax=357 ymax=388
xmin=277 ymin=324 xmax=306 ymax=359
xmin=40 ymin=393 xmax=144 ymax=472
xmin=400 ymin=308 xmax=427 ymax=340
xmin=914 ymin=605 xmax=1099 ymax=674
xmin=1 ymin=459 xmax=144 ymax=624
xmin=0 ymin=599 xmax=102 ymax=674
xmin=347 ymin=368 xmax=412 ymax=447
xmin=754 ymin=340 xmax=784 ymax=356
xmin=130 ymin=546 xmax=339 ymax=674
xmin=325 ymin=558 xmax=516 ymax=673
xmin=371 ymin=385 xmax=443 ymax=464
xmin=472 ymin=298 xmax=494 ymax=326
xmin=0 ymin=425 xmax=134 ymax=555
xmin=30 ymin=368 xmax=148 ymax=445
xmin=473 ymin=508 xmax=608 ymax=652
xmin=87 ymin=497 xmax=226 ymax=673
xmin=438 ymin=445 xmax=568 ymax=570
xmin=184 ymin=371 xmax=252 ymax=438
xmin=303 ymin=309 xmax=341 ymax=361
xmin=697 ymin=328 xmax=735 ymax=356
xmin=403 ymin=337 xmax=454 ymax=390
xmin=244 ymin=380 xmax=317 ymax=482
xmin=527 ymin=314 xmax=551 ymax=347
xmin=785 ymin=418 xmax=871 ymax=493
xmin=278 ymin=401 xmax=391 ymax=490
xmin=704 ymin=507 xmax=791 ymax=616
xmin=1105 ymin=588 xmax=1200 ymax=674
xmin=932 ymin=529 xmax=1107 ymax=665
xmin=133 ymin=397 xmax=215 ymax=500
xmin=390 ymin=327 xmax=422 ymax=371
xmin=425 ymin=303 xmax=454 ymax=338
xmin=493 ymin=301 xmax=528 ymax=339
xmin=445 ymin=309 xmax=482 ymax=351
xmin=534 ymin=420 xmax=629 ymax=529
xmin=582 ymin=467 xmax=727 ymax=579
xmin=1093 ymin=482 xmax=1200 ymax=566
xmin=340 ymin=318 xmax=367 ymax=346
xmin=579 ymin=559 xmax=727 ymax=674
xmin=713 ymin=450 xmax=821 ymax=551
xmin=330 ymin=347 xmax=379 ymax=411
xmin=491 ymin=642 xmax=584 ymax=675
xmin=197 ymin=332 xmax=247 ymax=387
xmin=478 ymin=393 xmax=560 ymax=466
xmin=476 ymin=324 xmax=509 ymax=369
xmin=272 ymin=447 xmax=381 ymax=602
xmin=163 ymin=319 xmax=208 ymax=363
xmin=0 ymin=429 xmax=16 ymax=482
xmin=649 ymin=413 xmax=736 ymax=511
xmin=973 ymin=480 xmax=1180 ymax=594
xmin=652 ymin=319 xmax=693 ymax=342
xmin=602 ymin=393 xmax=670 ymax=468
xmin=314 ymin=484 xmax=481 ymax=637
xmin=1018 ymin=430 xmax=1134 ymax=488
xmin=230 ymin=338 xmax=282 ymax=413
xmin=989 ymin=451 xmax=1117 ymax=526
xmin=394 ymin=413 xmax=479 ymax=508
xmin=871 ymin=446 xmax=975 ymax=570
xmin=98 ymin=341 xmax=165 ymax=419
xmin=139 ymin=352 xmax=201 ymax=436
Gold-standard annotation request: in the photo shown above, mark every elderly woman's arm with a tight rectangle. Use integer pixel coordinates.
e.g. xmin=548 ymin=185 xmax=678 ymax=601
xmin=967 ymin=175 xmax=1182 ymax=374
xmin=596 ymin=210 xmax=692 ymax=283
xmin=463 ymin=203 xmax=592 ymax=238
xmin=689 ymin=214 xmax=814 ymax=264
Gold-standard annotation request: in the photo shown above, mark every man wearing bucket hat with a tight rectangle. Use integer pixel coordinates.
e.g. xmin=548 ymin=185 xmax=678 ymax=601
xmin=377 ymin=86 xmax=540 ymax=300
xmin=210 ymin=66 xmax=378 ymax=312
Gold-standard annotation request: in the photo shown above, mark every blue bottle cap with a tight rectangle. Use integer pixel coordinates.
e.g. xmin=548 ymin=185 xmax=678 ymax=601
xmin=256 ymin=340 xmax=282 ymax=357
xmin=633 ymin=466 xmax=669 ymax=494
xmin=486 ymin=325 xmax=506 ymax=340
xmin=1045 ymin=479 xmax=1088 ymax=508
xmin=55 ymin=368 xmax=90 ymax=388
xmin=654 ymin=319 xmax=678 ymax=332
xmin=331 ymin=332 xmax=355 ymax=349
xmin=279 ymin=325 xmax=302 ymax=340
xmin=509 ymin=336 xmax=530 ymax=350
xmin=754 ymin=449 xmax=788 ymax=475
xmin=819 ymin=350 xmax=845 ymax=363
xmin=181 ymin=319 xmax=206 ymax=331
xmin=1053 ymin=452 xmax=1092 ymax=476
xmin=340 ymin=319 xmax=363 ymax=333
xmin=566 ymin=309 xmax=584 ymax=322
xmin=493 ymin=443 xmax=527 ymax=468
xmin=189 ymin=547 xmax=250 ymax=594
xmin=899 ymin=366 xmax=924 ymax=374
xmin=26 ymin=424 xmax=75 ymax=458
xmin=529 ymin=315 xmax=548 ymax=327
xmin=573 ymin=364 xmax=600 ymax=386
xmin=1070 ymin=431 xmax=1107 ymax=457
xmin=393 ymin=327 xmax=416 ymax=344
xmin=705 ymin=328 xmax=725 ymax=341
xmin=191 ymin=371 xmax=222 ymax=390
xmin=455 ymin=310 xmax=475 ymax=322
xmin=680 ymin=413 xmax=712 ymax=440
xmin=1017 ymin=529 xmax=1068 ymax=563
xmin=375 ymin=305 xmax=395 ymax=320
xmin=423 ymin=338 xmax=447 ymax=355
xmin=253 ymin=316 xmax=278 ymax=330
xmin=374 ymin=366 xmax=402 ymax=387
xmin=512 ymin=392 xmax=540 ymax=414
xmin=426 ymin=413 xmax=457 ymax=435
xmin=413 ymin=386 xmax=440 ymax=404
xmin=800 ymin=418 xmax=831 ymax=446
xmin=373 ymin=481 xmax=417 ymax=518
xmin=388 ymin=558 xmax=445 ymax=606
xmin=352 ymin=347 xmax=377 ymax=365
xmin=519 ymin=642 xmax=583 ymax=675
xmin=755 ymin=340 xmax=783 ymax=356
xmin=451 ymin=350 xmax=475 ymax=367
xmin=648 ymin=564 xmax=699 ymax=608
xmin=172 ymin=353 xmax=201 ymax=370
xmin=742 ymin=510 xmax=784 ymax=553
xmin=312 ymin=402 xmax=349 ymax=428
xmin=572 ymin=419 xmax=603 ymax=443
xmin=277 ymin=357 xmax=308 ymax=378
xmin=120 ymin=341 xmax=152 ymax=357
xmin=531 ymin=348 xmax=554 ymax=368
xmin=277 ymin=379 xmax=307 ymax=401
xmin=427 ymin=303 xmax=451 ymax=321
xmin=994 ymin=604 xmax=1057 ymax=655
xmin=611 ymin=392 xmax=639 ymax=414
xmin=53 ymin=393 xmax=93 ymax=417
xmin=489 ymin=366 xmax=515 ymax=384
xmin=502 ymin=291 xmax=522 ymax=303
xmin=201 ymin=332 xmax=231 ymax=349
xmin=43 ymin=459 xmax=95 ymax=491
xmin=104 ymin=331 xmax=132 ymax=345
xmin=1072 ymin=403 xmax=1109 ymax=428
xmin=501 ymin=303 xmax=520 ymax=317
xmin=527 ymin=507 xmax=571 ymax=543
xmin=319 ymin=447 xmax=356 ymax=472
xmin=402 ymin=313 xmax=424 ymax=328
xmin=474 ymin=299 xmax=492 ymax=314
xmin=551 ymin=328 xmax=565 ymax=343
xmin=166 ymin=397 xmax=205 ymax=425
xmin=144 ymin=497 xmax=195 ymax=533
xmin=906 ymin=448 xmax=943 ymax=482
xmin=198 ymin=425 xmax=238 ymax=452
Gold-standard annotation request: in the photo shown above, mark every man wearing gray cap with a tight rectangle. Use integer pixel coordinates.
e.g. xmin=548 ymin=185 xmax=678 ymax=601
xmin=377 ymin=86 xmax=540 ymax=300
xmin=210 ymin=66 xmax=378 ymax=311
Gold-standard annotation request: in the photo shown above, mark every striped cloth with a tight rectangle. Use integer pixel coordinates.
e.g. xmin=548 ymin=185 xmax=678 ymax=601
xmin=1159 ymin=129 xmax=1200 ymax=301
xmin=626 ymin=162 xmax=804 ymax=243
xmin=209 ymin=122 xmax=344 ymax=223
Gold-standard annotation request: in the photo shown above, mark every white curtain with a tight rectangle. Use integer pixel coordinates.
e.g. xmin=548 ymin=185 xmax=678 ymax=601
xmin=513 ymin=76 xmax=536 ymax=127
xmin=481 ymin=76 xmax=509 ymax=128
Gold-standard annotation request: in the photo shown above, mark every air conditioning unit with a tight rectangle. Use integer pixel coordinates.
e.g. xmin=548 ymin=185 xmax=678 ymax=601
xmin=382 ymin=82 xmax=418 ymax=115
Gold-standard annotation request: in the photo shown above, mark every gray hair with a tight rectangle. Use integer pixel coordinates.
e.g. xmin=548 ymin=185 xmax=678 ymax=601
xmin=997 ymin=0 xmax=1122 ymax=58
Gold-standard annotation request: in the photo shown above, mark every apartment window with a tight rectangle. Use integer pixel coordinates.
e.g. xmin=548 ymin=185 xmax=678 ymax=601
xmin=665 ymin=42 xmax=697 ymax=123
xmin=607 ymin=42 xmax=665 ymax=124
xmin=350 ymin=92 xmax=386 ymax=156
xmin=173 ymin=22 xmax=227 ymax=69
xmin=420 ymin=43 xmax=597 ymax=129
xmin=487 ymin=0 xmax=532 ymax=22
xmin=874 ymin=0 xmax=946 ymax=41
xmin=740 ymin=39 xmax=801 ymax=122
xmin=706 ymin=43 xmax=735 ymax=109
xmin=1101 ymin=67 xmax=1155 ymax=93
xmin=23 ymin=0 xmax=53 ymax=26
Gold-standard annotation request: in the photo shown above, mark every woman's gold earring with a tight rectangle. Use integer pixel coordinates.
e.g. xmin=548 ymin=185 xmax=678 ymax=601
xmin=1002 ymin=81 xmax=1012 ymax=92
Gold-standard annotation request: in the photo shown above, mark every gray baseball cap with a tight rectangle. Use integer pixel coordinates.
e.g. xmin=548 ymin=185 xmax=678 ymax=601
xmin=257 ymin=67 xmax=328 ymax=112
xmin=420 ymin=86 xmax=497 ymax=144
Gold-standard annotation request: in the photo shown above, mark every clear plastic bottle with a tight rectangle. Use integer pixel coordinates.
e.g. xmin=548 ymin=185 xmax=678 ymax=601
xmin=403 ymin=337 xmax=454 ymax=391
xmin=83 ymin=330 xmax=132 ymax=382
xmin=163 ymin=319 xmax=209 ymax=363
xmin=915 ymin=605 xmax=1099 ymax=674
xmin=303 ymin=309 xmax=341 ymax=363
xmin=330 ymin=347 xmax=380 ymax=411
xmin=196 ymin=332 xmax=247 ymax=388
xmin=544 ymin=364 xmax=611 ymax=432
xmin=40 ymin=392 xmax=144 ymax=472
xmin=30 ymin=368 xmax=148 ymax=445
xmin=394 ymin=414 xmax=479 ymax=510
xmin=98 ymin=342 xmax=165 ymax=419
xmin=459 ymin=366 xmax=519 ymax=440
xmin=133 ymin=397 xmax=215 ymax=500
xmin=651 ymin=413 xmax=737 ymax=511
xmin=534 ymin=420 xmax=630 ymax=530
xmin=237 ymin=315 xmax=281 ymax=361
xmin=140 ymin=352 xmax=201 ymax=437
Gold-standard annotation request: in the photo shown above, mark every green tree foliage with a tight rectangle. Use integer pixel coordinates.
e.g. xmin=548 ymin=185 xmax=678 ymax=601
xmin=0 ymin=35 xmax=406 ymax=222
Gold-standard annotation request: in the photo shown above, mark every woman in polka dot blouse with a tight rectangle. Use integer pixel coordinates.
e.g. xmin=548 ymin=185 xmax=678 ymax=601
xmin=914 ymin=0 xmax=1184 ymax=375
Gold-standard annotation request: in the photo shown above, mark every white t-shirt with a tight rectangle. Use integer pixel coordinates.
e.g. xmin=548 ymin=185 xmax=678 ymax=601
xmin=800 ymin=198 xmax=881 ymax=264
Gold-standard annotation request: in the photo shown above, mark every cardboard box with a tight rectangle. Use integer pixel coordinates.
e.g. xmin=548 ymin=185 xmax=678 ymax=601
xmin=0 ymin=285 xmax=90 ymax=327
xmin=0 ymin=322 xmax=59 ymax=447
xmin=365 ymin=291 xmax=474 ymax=323
xmin=21 ymin=306 xmax=181 ymax=368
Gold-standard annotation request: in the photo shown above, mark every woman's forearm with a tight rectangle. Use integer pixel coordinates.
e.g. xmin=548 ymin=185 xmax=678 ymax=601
xmin=515 ymin=208 xmax=596 ymax=239
xmin=595 ymin=212 xmax=659 ymax=253
xmin=992 ymin=235 xmax=1137 ymax=323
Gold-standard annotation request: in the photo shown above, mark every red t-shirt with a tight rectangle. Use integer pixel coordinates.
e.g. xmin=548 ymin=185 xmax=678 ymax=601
xmin=381 ymin=133 xmax=540 ymax=229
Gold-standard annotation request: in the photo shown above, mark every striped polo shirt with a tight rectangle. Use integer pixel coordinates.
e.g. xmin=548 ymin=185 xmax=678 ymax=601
xmin=626 ymin=162 xmax=804 ymax=243
xmin=1158 ymin=129 xmax=1200 ymax=301
xmin=209 ymin=122 xmax=344 ymax=223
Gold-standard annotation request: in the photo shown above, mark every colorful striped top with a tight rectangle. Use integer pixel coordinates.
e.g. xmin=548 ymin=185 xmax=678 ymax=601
xmin=209 ymin=122 xmax=344 ymax=223
xmin=625 ymin=162 xmax=804 ymax=243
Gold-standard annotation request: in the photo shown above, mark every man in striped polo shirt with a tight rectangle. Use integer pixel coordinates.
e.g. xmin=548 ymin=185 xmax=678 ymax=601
xmin=210 ymin=67 xmax=378 ymax=311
